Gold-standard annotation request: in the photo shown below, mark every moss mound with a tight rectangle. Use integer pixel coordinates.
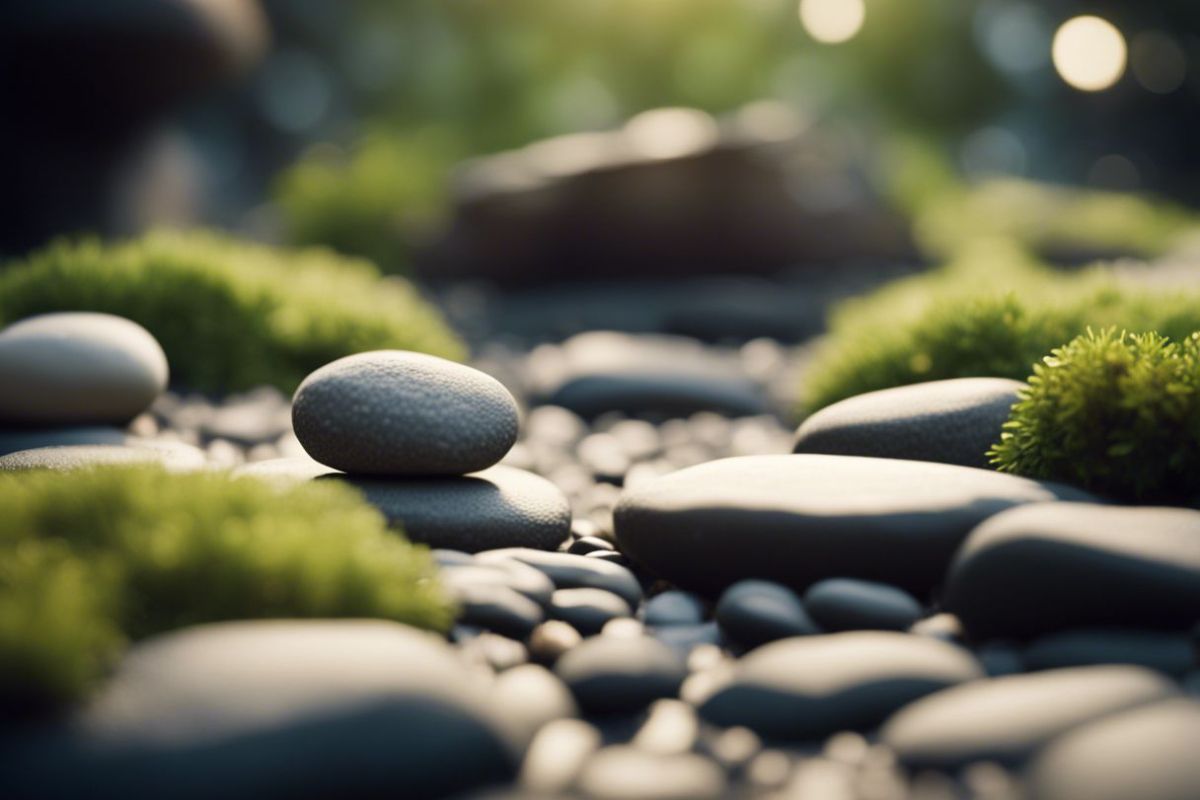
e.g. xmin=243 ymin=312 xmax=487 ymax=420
xmin=990 ymin=329 xmax=1200 ymax=502
xmin=802 ymin=240 xmax=1200 ymax=414
xmin=0 ymin=231 xmax=466 ymax=393
xmin=0 ymin=467 xmax=451 ymax=715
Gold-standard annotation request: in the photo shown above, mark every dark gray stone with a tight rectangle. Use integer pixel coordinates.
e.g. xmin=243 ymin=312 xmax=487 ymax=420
xmin=440 ymin=561 xmax=555 ymax=608
xmin=568 ymin=535 xmax=615 ymax=555
xmin=550 ymin=588 xmax=632 ymax=636
xmin=477 ymin=548 xmax=644 ymax=609
xmin=334 ymin=466 xmax=571 ymax=552
xmin=715 ymin=580 xmax=820 ymax=650
xmin=1023 ymin=630 xmax=1197 ymax=677
xmin=448 ymin=582 xmax=545 ymax=640
xmin=614 ymin=455 xmax=1090 ymax=597
xmin=881 ymin=665 xmax=1176 ymax=769
xmin=803 ymin=578 xmax=922 ymax=632
xmin=944 ymin=503 xmax=1200 ymax=640
xmin=1028 ymin=699 xmax=1200 ymax=800
xmin=556 ymin=635 xmax=686 ymax=715
xmin=643 ymin=591 xmax=706 ymax=627
xmin=695 ymin=632 xmax=982 ymax=740
xmin=292 ymin=351 xmax=519 ymax=475
xmin=794 ymin=378 xmax=1024 ymax=469
xmin=0 ymin=620 xmax=516 ymax=800
xmin=0 ymin=312 xmax=168 ymax=425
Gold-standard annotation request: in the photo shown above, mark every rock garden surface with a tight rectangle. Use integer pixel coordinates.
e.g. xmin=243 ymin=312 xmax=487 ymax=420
xmin=1 ymin=300 xmax=1199 ymax=800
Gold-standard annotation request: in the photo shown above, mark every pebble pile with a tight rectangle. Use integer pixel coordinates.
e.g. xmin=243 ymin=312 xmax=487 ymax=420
xmin=2 ymin=319 xmax=1199 ymax=800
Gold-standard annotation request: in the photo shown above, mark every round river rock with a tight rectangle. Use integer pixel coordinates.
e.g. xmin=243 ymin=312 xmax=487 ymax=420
xmin=292 ymin=350 xmax=519 ymax=475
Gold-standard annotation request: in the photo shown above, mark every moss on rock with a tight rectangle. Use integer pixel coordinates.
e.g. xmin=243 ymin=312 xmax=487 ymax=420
xmin=0 ymin=230 xmax=465 ymax=393
xmin=990 ymin=329 xmax=1200 ymax=501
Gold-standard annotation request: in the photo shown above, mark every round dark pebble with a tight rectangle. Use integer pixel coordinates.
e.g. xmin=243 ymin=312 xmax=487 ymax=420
xmin=803 ymin=578 xmax=922 ymax=633
xmin=550 ymin=588 xmax=633 ymax=636
xmin=569 ymin=536 xmax=616 ymax=555
xmin=644 ymin=590 xmax=706 ymax=627
xmin=555 ymin=635 xmax=687 ymax=715
xmin=715 ymin=580 xmax=820 ymax=651
xmin=478 ymin=548 xmax=643 ymax=609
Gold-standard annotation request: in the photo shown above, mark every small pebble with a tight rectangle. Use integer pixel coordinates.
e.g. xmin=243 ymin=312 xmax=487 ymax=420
xmin=529 ymin=620 xmax=583 ymax=665
xmin=550 ymin=588 xmax=633 ymax=636
xmin=714 ymin=579 xmax=820 ymax=650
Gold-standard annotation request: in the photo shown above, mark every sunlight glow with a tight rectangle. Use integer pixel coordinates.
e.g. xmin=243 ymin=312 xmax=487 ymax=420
xmin=798 ymin=0 xmax=865 ymax=45
xmin=1052 ymin=16 xmax=1127 ymax=92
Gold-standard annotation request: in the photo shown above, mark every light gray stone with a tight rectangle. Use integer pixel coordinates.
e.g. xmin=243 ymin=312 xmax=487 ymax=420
xmin=0 ymin=312 xmax=168 ymax=425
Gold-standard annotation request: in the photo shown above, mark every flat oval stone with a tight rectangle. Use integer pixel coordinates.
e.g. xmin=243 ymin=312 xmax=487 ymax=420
xmin=881 ymin=665 xmax=1177 ymax=769
xmin=695 ymin=632 xmax=983 ymax=740
xmin=440 ymin=562 xmax=555 ymax=608
xmin=0 ymin=425 xmax=128 ymax=457
xmin=556 ymin=635 xmax=687 ymax=715
xmin=614 ymin=455 xmax=1090 ymax=597
xmin=715 ymin=580 xmax=820 ymax=650
xmin=0 ymin=620 xmax=516 ymax=800
xmin=0 ymin=312 xmax=168 ymax=425
xmin=1027 ymin=699 xmax=1200 ymax=800
xmin=477 ymin=548 xmax=644 ymax=609
xmin=334 ymin=466 xmax=571 ymax=552
xmin=944 ymin=503 xmax=1200 ymax=640
xmin=794 ymin=378 xmax=1024 ymax=469
xmin=803 ymin=578 xmax=922 ymax=632
xmin=448 ymin=582 xmax=545 ymax=640
xmin=0 ymin=441 xmax=206 ymax=472
xmin=550 ymin=588 xmax=633 ymax=636
xmin=292 ymin=350 xmax=519 ymax=475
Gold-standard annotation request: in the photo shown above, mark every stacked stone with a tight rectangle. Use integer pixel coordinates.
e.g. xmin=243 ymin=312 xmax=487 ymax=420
xmin=0 ymin=312 xmax=203 ymax=470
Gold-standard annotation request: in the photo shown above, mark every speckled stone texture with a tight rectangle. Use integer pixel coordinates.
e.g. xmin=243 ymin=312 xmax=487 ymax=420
xmin=0 ymin=442 xmax=206 ymax=472
xmin=292 ymin=350 xmax=520 ymax=475
xmin=794 ymin=377 xmax=1025 ymax=469
xmin=332 ymin=465 xmax=571 ymax=552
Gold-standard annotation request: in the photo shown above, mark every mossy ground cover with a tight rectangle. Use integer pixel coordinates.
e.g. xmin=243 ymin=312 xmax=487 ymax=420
xmin=0 ymin=231 xmax=466 ymax=393
xmin=0 ymin=467 xmax=451 ymax=716
xmin=802 ymin=239 xmax=1200 ymax=414
xmin=990 ymin=329 xmax=1200 ymax=502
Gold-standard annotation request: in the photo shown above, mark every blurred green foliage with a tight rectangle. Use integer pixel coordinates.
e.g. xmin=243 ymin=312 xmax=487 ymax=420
xmin=0 ymin=466 xmax=451 ymax=716
xmin=0 ymin=230 xmax=465 ymax=393
xmin=991 ymin=328 xmax=1200 ymax=501
xmin=274 ymin=0 xmax=1009 ymax=270
xmin=802 ymin=238 xmax=1200 ymax=412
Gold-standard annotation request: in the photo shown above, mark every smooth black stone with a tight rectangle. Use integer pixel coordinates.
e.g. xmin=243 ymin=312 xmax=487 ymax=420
xmin=569 ymin=536 xmax=616 ymax=555
xmin=944 ymin=503 xmax=1200 ymax=640
xmin=333 ymin=466 xmax=572 ymax=553
xmin=550 ymin=588 xmax=633 ymax=636
xmin=555 ymin=635 xmax=687 ymax=716
xmin=0 ymin=621 xmax=516 ymax=800
xmin=614 ymin=455 xmax=1092 ymax=597
xmin=714 ymin=580 xmax=820 ymax=650
xmin=793 ymin=378 xmax=1024 ymax=469
xmin=449 ymin=582 xmax=545 ymax=640
xmin=1027 ymin=699 xmax=1200 ymax=800
xmin=803 ymin=578 xmax=922 ymax=632
xmin=880 ymin=665 xmax=1176 ymax=769
xmin=1023 ymin=630 xmax=1198 ymax=678
xmin=695 ymin=632 xmax=982 ymax=740
xmin=477 ymin=548 xmax=644 ymax=609
xmin=643 ymin=591 xmax=707 ymax=627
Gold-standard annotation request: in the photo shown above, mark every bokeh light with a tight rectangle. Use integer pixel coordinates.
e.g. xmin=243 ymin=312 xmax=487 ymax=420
xmin=1131 ymin=31 xmax=1187 ymax=94
xmin=798 ymin=0 xmax=865 ymax=45
xmin=1052 ymin=15 xmax=1127 ymax=92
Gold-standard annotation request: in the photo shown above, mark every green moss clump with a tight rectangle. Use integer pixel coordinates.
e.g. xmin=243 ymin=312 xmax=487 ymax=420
xmin=990 ymin=329 xmax=1200 ymax=501
xmin=0 ymin=230 xmax=466 ymax=393
xmin=0 ymin=467 xmax=451 ymax=715
xmin=802 ymin=240 xmax=1200 ymax=413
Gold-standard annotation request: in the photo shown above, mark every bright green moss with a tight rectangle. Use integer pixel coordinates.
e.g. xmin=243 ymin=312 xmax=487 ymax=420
xmin=802 ymin=240 xmax=1200 ymax=414
xmin=990 ymin=329 xmax=1200 ymax=501
xmin=0 ymin=467 xmax=452 ymax=715
xmin=0 ymin=230 xmax=466 ymax=393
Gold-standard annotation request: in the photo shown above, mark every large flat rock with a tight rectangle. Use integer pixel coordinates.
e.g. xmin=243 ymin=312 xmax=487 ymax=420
xmin=614 ymin=455 xmax=1091 ymax=596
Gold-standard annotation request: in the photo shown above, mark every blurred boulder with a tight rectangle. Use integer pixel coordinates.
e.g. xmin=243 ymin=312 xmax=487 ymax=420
xmin=422 ymin=104 xmax=916 ymax=285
